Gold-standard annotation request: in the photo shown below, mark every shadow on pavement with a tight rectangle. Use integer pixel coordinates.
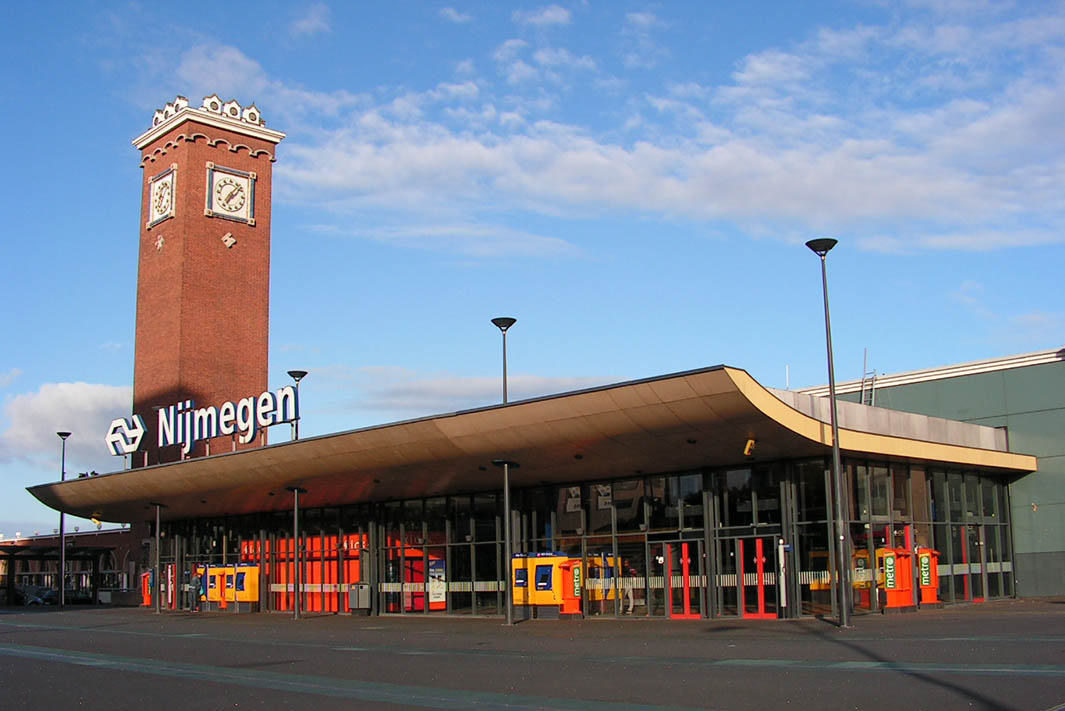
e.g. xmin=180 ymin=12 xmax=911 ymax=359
xmin=803 ymin=613 xmax=1005 ymax=710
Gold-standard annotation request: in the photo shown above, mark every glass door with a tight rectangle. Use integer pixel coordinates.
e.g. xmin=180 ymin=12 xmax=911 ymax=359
xmin=968 ymin=525 xmax=986 ymax=602
xmin=738 ymin=537 xmax=778 ymax=619
xmin=648 ymin=541 xmax=703 ymax=618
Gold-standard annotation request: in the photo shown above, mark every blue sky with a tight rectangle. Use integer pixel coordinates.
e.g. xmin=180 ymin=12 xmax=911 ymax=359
xmin=1 ymin=1 xmax=1063 ymax=536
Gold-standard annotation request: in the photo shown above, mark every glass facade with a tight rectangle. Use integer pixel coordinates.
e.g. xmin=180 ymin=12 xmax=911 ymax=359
xmin=156 ymin=457 xmax=1014 ymax=619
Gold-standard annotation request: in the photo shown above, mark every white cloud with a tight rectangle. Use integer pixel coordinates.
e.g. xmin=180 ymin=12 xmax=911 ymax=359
xmin=439 ymin=7 xmax=473 ymax=24
xmin=358 ymin=223 xmax=581 ymax=258
xmin=0 ymin=382 xmax=132 ymax=472
xmin=174 ymin=45 xmax=366 ymax=126
xmin=503 ymin=59 xmax=538 ymax=85
xmin=278 ymin=87 xmax=1065 ymax=244
xmin=625 ymin=11 xmax=661 ymax=31
xmin=291 ymin=3 xmax=331 ymax=37
xmin=493 ymin=39 xmax=528 ymax=62
xmin=0 ymin=369 xmax=22 ymax=388
xmin=165 ymin=11 xmax=1065 ymax=256
xmin=349 ymin=371 xmax=617 ymax=415
xmin=513 ymin=5 xmax=572 ymax=27
xmin=175 ymin=45 xmax=269 ymax=99
xmin=533 ymin=47 xmax=596 ymax=72
xmin=732 ymin=49 xmax=811 ymax=86
xmin=621 ymin=10 xmax=667 ymax=69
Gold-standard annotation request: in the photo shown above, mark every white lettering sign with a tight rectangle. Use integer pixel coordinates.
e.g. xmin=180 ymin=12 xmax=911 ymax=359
xmin=105 ymin=386 xmax=298 ymax=456
xmin=159 ymin=386 xmax=299 ymax=454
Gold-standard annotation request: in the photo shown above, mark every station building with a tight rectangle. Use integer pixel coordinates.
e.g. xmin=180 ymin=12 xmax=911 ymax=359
xmin=799 ymin=347 xmax=1065 ymax=599
xmin=22 ymin=96 xmax=1055 ymax=620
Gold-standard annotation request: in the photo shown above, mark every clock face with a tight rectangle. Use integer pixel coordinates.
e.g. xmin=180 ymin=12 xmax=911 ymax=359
xmin=148 ymin=169 xmax=176 ymax=226
xmin=215 ymin=177 xmax=246 ymax=213
xmin=206 ymin=166 xmax=255 ymax=224
xmin=153 ymin=180 xmax=172 ymax=214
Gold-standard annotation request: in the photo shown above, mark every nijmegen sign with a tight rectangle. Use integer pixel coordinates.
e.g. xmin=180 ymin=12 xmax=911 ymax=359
xmin=106 ymin=386 xmax=298 ymax=457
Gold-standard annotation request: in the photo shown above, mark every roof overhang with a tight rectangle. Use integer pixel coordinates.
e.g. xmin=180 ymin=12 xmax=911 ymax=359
xmin=28 ymin=366 xmax=1037 ymax=524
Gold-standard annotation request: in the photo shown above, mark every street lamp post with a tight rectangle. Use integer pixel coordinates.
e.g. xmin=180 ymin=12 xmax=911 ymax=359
xmin=490 ymin=317 xmax=517 ymax=626
xmin=287 ymin=486 xmax=307 ymax=620
xmin=805 ymin=238 xmax=851 ymax=628
xmin=287 ymin=370 xmax=308 ymax=441
xmin=150 ymin=502 xmax=166 ymax=614
xmin=490 ymin=318 xmax=516 ymax=404
xmin=492 ymin=459 xmax=518 ymax=625
xmin=56 ymin=432 xmax=70 ymax=608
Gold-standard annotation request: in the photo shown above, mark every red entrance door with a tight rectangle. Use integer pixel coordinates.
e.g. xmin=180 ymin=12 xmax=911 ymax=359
xmin=665 ymin=542 xmax=701 ymax=619
xmin=738 ymin=537 xmax=778 ymax=619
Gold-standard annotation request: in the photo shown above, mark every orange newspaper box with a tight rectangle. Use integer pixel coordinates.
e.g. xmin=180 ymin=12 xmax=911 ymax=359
xmin=140 ymin=571 xmax=152 ymax=607
xmin=881 ymin=548 xmax=916 ymax=612
xmin=559 ymin=559 xmax=583 ymax=617
xmin=916 ymin=547 xmax=943 ymax=608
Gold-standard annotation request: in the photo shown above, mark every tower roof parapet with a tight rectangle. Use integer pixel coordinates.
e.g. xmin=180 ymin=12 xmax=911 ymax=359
xmin=133 ymin=94 xmax=285 ymax=150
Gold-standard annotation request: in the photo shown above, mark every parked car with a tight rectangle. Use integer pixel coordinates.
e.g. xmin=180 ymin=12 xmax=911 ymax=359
xmin=10 ymin=587 xmax=45 ymax=605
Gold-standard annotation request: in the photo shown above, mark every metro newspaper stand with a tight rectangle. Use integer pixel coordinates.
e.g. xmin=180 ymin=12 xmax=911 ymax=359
xmin=511 ymin=553 xmax=583 ymax=619
xmin=879 ymin=548 xmax=916 ymax=613
xmin=916 ymin=547 xmax=943 ymax=608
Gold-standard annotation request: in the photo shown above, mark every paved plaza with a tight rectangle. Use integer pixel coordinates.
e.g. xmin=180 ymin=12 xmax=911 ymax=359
xmin=1 ymin=599 xmax=1063 ymax=710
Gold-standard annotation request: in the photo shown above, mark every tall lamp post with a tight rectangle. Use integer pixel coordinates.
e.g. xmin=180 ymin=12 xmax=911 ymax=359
xmin=490 ymin=318 xmax=516 ymax=404
xmin=56 ymin=432 xmax=71 ymax=608
xmin=287 ymin=370 xmax=308 ymax=441
xmin=287 ymin=486 xmax=307 ymax=620
xmin=150 ymin=502 xmax=166 ymax=614
xmin=492 ymin=459 xmax=518 ymax=626
xmin=805 ymin=238 xmax=851 ymax=628
xmin=491 ymin=317 xmax=517 ymax=626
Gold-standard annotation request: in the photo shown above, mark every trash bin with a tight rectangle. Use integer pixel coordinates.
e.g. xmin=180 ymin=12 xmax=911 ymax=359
xmin=348 ymin=582 xmax=371 ymax=613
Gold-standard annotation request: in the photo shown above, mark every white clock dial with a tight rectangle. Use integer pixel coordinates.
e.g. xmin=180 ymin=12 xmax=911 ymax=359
xmin=148 ymin=169 xmax=176 ymax=226
xmin=215 ymin=177 xmax=246 ymax=213
xmin=153 ymin=180 xmax=172 ymax=214
xmin=205 ymin=166 xmax=255 ymax=224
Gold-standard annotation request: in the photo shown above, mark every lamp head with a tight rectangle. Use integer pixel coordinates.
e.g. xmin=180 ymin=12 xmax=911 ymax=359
xmin=805 ymin=238 xmax=838 ymax=257
xmin=491 ymin=459 xmax=519 ymax=468
xmin=491 ymin=317 xmax=517 ymax=333
xmin=57 ymin=431 xmax=71 ymax=440
xmin=287 ymin=370 xmax=308 ymax=383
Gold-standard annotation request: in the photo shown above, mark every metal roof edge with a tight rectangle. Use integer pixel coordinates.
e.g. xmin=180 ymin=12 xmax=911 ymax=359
xmin=796 ymin=347 xmax=1065 ymax=397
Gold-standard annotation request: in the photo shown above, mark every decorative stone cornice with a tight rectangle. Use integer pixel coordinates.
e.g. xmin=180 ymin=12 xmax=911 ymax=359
xmin=133 ymin=95 xmax=285 ymax=150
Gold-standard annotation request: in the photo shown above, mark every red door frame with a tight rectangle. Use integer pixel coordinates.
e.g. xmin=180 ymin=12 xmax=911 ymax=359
xmin=664 ymin=542 xmax=700 ymax=619
xmin=738 ymin=538 xmax=776 ymax=619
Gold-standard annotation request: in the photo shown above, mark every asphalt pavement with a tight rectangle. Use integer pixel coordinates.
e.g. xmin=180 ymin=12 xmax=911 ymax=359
xmin=1 ymin=599 xmax=1063 ymax=710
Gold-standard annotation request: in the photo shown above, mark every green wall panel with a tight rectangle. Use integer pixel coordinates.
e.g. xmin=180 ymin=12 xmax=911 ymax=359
xmin=1009 ymin=455 xmax=1065 ymax=506
xmin=1010 ymin=502 xmax=1065 ymax=555
xmin=862 ymin=383 xmax=941 ymax=416
xmin=932 ymin=372 xmax=1009 ymax=421
xmin=1004 ymin=410 xmax=1065 ymax=459
xmin=1003 ymin=362 xmax=1065 ymax=415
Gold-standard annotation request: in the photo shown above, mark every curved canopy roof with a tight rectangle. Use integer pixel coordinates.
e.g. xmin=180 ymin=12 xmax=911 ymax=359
xmin=28 ymin=366 xmax=1036 ymax=523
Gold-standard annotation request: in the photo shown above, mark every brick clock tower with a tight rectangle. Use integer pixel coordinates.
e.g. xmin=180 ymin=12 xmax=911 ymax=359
xmin=131 ymin=95 xmax=285 ymax=465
